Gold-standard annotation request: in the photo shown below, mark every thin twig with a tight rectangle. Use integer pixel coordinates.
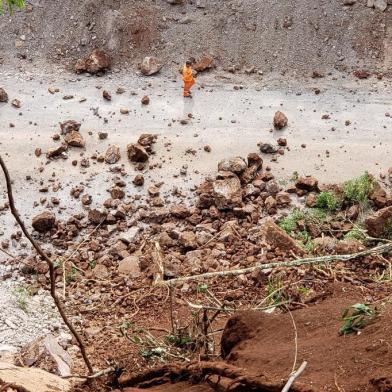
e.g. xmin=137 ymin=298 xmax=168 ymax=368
xmin=287 ymin=308 xmax=298 ymax=373
xmin=281 ymin=361 xmax=308 ymax=392
xmin=158 ymin=243 xmax=392 ymax=286
xmin=0 ymin=155 xmax=93 ymax=374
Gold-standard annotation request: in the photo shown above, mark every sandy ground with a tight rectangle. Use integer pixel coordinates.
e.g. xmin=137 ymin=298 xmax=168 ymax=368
xmin=1 ymin=68 xmax=392 ymax=252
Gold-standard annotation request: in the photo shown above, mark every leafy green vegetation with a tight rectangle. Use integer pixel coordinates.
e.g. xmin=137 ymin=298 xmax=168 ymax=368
xmin=0 ymin=0 xmax=24 ymax=14
xmin=343 ymin=172 xmax=374 ymax=207
xmin=315 ymin=191 xmax=341 ymax=211
xmin=339 ymin=303 xmax=377 ymax=335
xmin=344 ymin=227 xmax=367 ymax=242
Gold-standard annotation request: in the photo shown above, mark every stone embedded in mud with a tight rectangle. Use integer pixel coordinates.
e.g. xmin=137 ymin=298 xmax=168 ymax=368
xmin=194 ymin=55 xmax=215 ymax=72
xmin=140 ymin=56 xmax=162 ymax=76
xmin=60 ymin=120 xmax=81 ymax=135
xmin=273 ymin=111 xmax=288 ymax=129
xmin=127 ymin=143 xmax=149 ymax=163
xmin=98 ymin=132 xmax=108 ymax=140
xmin=218 ymin=157 xmax=247 ymax=174
xmin=133 ymin=174 xmax=145 ymax=186
xmin=0 ymin=87 xmax=8 ymax=102
xmin=296 ymin=176 xmax=318 ymax=192
xmin=64 ymin=131 xmax=85 ymax=148
xmin=74 ymin=49 xmax=111 ymax=74
xmin=277 ymin=137 xmax=287 ymax=146
xmin=104 ymin=145 xmax=121 ymax=164
xmin=141 ymin=95 xmax=150 ymax=105
xmin=102 ymin=90 xmax=112 ymax=101
xmin=11 ymin=99 xmax=21 ymax=108
xmin=261 ymin=219 xmax=304 ymax=254
xmin=353 ymin=70 xmax=371 ymax=79
xmin=32 ymin=211 xmax=56 ymax=233
xmin=365 ymin=206 xmax=392 ymax=237
xmin=118 ymin=256 xmax=141 ymax=278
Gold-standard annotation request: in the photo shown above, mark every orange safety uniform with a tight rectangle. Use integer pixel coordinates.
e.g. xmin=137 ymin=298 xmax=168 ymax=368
xmin=182 ymin=64 xmax=195 ymax=97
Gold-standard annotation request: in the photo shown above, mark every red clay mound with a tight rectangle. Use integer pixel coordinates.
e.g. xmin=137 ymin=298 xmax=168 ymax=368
xmin=221 ymin=285 xmax=392 ymax=392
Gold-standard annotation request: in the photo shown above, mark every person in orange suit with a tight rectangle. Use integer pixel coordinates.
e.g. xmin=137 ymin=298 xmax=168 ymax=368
xmin=182 ymin=60 xmax=195 ymax=98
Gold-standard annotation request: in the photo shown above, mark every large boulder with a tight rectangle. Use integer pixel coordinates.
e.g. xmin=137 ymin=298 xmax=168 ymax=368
xmin=140 ymin=56 xmax=162 ymax=76
xmin=127 ymin=143 xmax=149 ymax=163
xmin=365 ymin=206 xmax=392 ymax=237
xmin=0 ymin=87 xmax=8 ymax=103
xmin=273 ymin=111 xmax=288 ymax=129
xmin=75 ymin=49 xmax=111 ymax=74
xmin=105 ymin=145 xmax=121 ymax=164
xmin=32 ymin=211 xmax=56 ymax=233
xmin=64 ymin=131 xmax=85 ymax=148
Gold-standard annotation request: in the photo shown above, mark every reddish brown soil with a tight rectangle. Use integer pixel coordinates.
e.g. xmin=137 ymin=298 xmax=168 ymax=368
xmin=96 ymin=284 xmax=392 ymax=392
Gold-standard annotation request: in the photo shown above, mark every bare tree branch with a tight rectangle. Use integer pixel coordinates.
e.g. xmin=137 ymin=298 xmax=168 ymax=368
xmin=0 ymin=155 xmax=93 ymax=374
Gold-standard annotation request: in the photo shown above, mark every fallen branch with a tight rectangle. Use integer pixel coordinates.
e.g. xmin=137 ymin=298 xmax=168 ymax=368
xmin=0 ymin=156 xmax=93 ymax=374
xmin=281 ymin=361 xmax=308 ymax=392
xmin=119 ymin=361 xmax=306 ymax=391
xmin=158 ymin=242 xmax=392 ymax=286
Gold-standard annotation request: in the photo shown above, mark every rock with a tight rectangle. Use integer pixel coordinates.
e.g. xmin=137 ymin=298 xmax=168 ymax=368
xmin=273 ymin=111 xmax=288 ymax=129
xmin=0 ymin=87 xmax=8 ymax=102
xmin=296 ymin=176 xmax=318 ymax=191
xmin=98 ymin=132 xmax=108 ymax=140
xmin=92 ymin=264 xmax=109 ymax=279
xmin=346 ymin=204 xmax=360 ymax=221
xmin=276 ymin=191 xmax=291 ymax=206
xmin=365 ymin=206 xmax=392 ymax=237
xmin=64 ymin=131 xmax=85 ymax=148
xmin=32 ymin=211 xmax=56 ymax=233
xmin=11 ymin=99 xmax=21 ymax=108
xmin=218 ymin=157 xmax=247 ymax=174
xmin=104 ymin=145 xmax=121 ymax=164
xmin=180 ymin=231 xmax=198 ymax=249
xmin=127 ymin=143 xmax=149 ymax=163
xmin=247 ymin=153 xmax=263 ymax=168
xmin=111 ymin=186 xmax=125 ymax=200
xmin=75 ymin=49 xmax=111 ymax=74
xmin=0 ymin=361 xmax=71 ymax=392
xmin=138 ymin=133 xmax=157 ymax=151
xmin=118 ymin=256 xmax=141 ymax=278
xmin=369 ymin=182 xmax=388 ymax=208
xmin=0 ymin=345 xmax=18 ymax=363
xmin=170 ymin=204 xmax=191 ymax=219
xmin=46 ymin=143 xmax=68 ymax=159
xmin=259 ymin=143 xmax=277 ymax=154
xmin=305 ymin=193 xmax=317 ymax=207
xmin=343 ymin=0 xmax=356 ymax=4
xmin=194 ymin=55 xmax=214 ymax=72
xmin=59 ymin=120 xmax=80 ymax=135
xmin=133 ymin=174 xmax=145 ymax=186
xmin=335 ymin=239 xmax=365 ymax=254
xmin=119 ymin=227 xmax=140 ymax=245
xmin=120 ymin=108 xmax=130 ymax=115
xmin=88 ymin=209 xmax=107 ymax=224
xmin=313 ymin=237 xmax=337 ymax=255
xmin=353 ymin=70 xmax=371 ymax=79
xmin=264 ymin=196 xmax=277 ymax=213
xmin=141 ymin=95 xmax=150 ymax=105
xmin=374 ymin=0 xmax=387 ymax=10
xmin=212 ymin=176 xmax=242 ymax=210
xmin=277 ymin=137 xmax=287 ymax=146
xmin=140 ymin=56 xmax=162 ymax=76
xmin=261 ymin=219 xmax=304 ymax=254
xmin=167 ymin=0 xmax=184 ymax=3
xmin=102 ymin=90 xmax=112 ymax=101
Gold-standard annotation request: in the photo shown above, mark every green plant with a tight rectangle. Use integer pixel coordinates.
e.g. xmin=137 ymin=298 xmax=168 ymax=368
xmin=339 ymin=303 xmax=377 ymax=335
xmin=278 ymin=208 xmax=305 ymax=234
xmin=65 ymin=266 xmax=77 ymax=283
xmin=88 ymin=260 xmax=97 ymax=269
xmin=343 ymin=172 xmax=374 ymax=207
xmin=315 ymin=191 xmax=341 ymax=211
xmin=297 ymin=286 xmax=311 ymax=296
xmin=291 ymin=171 xmax=299 ymax=182
xmin=12 ymin=286 xmax=29 ymax=312
xmin=266 ymin=276 xmax=286 ymax=307
xmin=0 ymin=0 xmax=24 ymax=14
